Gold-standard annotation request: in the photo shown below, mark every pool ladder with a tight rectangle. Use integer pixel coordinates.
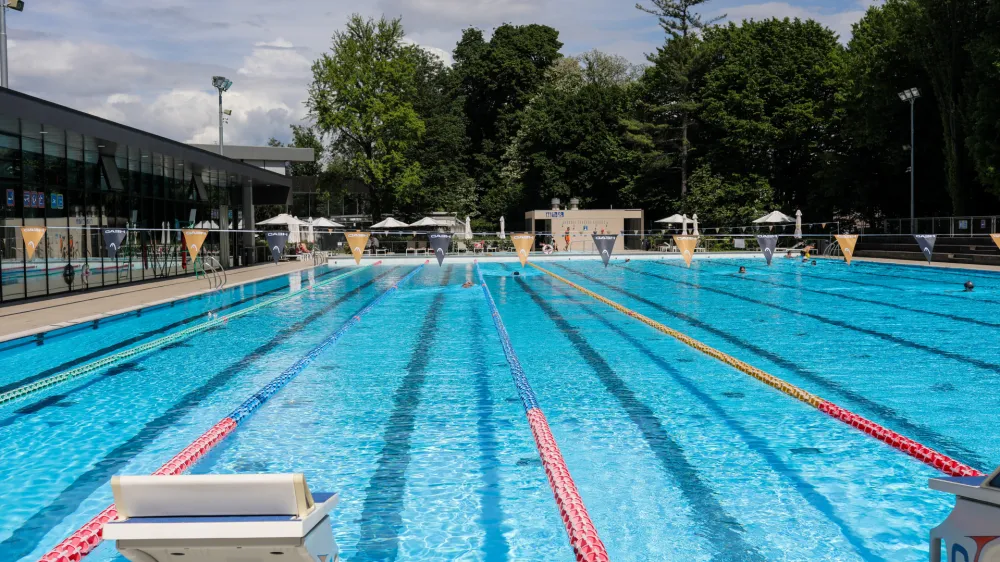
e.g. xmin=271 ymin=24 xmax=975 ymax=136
xmin=202 ymin=256 xmax=228 ymax=290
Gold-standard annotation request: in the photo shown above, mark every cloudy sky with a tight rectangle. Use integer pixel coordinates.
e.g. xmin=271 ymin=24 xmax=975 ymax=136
xmin=7 ymin=0 xmax=879 ymax=147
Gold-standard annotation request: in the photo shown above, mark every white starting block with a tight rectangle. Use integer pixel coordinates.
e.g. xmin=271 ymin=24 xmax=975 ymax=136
xmin=930 ymin=466 xmax=1000 ymax=561
xmin=103 ymin=474 xmax=339 ymax=562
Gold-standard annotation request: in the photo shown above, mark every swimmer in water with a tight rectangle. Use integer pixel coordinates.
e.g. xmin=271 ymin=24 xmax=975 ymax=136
xmin=513 ymin=271 xmax=520 ymax=276
xmin=739 ymin=266 xmax=746 ymax=274
xmin=462 ymin=281 xmax=474 ymax=289
xmin=965 ymin=280 xmax=975 ymax=292
xmin=625 ymin=258 xmax=631 ymax=263
xmin=811 ymin=260 xmax=817 ymax=266
xmin=785 ymin=251 xmax=794 ymax=259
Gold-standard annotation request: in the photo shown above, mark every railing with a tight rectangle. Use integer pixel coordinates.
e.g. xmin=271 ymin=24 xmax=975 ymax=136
xmin=876 ymin=216 xmax=1000 ymax=236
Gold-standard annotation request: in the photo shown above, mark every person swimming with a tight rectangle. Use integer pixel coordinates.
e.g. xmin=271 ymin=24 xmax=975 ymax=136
xmin=965 ymin=280 xmax=975 ymax=292
xmin=462 ymin=281 xmax=474 ymax=288
xmin=513 ymin=271 xmax=521 ymax=276
xmin=785 ymin=251 xmax=794 ymax=259
xmin=811 ymin=260 xmax=817 ymax=266
xmin=739 ymin=266 xmax=747 ymax=274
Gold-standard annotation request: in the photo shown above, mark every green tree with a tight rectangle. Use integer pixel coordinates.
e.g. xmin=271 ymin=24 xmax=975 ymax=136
xmin=307 ymin=14 xmax=424 ymax=221
xmin=452 ymin=24 xmax=563 ymax=221
xmin=502 ymin=53 xmax=642 ymax=211
xmin=397 ymin=47 xmax=476 ymax=218
xmin=695 ymin=18 xmax=848 ymax=217
xmin=636 ymin=0 xmax=722 ymax=197
xmin=837 ymin=1 xmax=950 ymax=221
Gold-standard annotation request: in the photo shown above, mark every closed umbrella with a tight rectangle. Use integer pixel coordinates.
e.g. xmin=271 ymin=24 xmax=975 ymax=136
xmin=681 ymin=215 xmax=688 ymax=235
xmin=692 ymin=214 xmax=700 ymax=236
xmin=500 ymin=216 xmax=506 ymax=240
xmin=794 ymin=210 xmax=803 ymax=239
xmin=465 ymin=216 xmax=473 ymax=240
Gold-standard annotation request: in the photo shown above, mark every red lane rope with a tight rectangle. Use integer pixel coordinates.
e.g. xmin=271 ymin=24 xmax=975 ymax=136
xmin=531 ymin=263 xmax=982 ymax=478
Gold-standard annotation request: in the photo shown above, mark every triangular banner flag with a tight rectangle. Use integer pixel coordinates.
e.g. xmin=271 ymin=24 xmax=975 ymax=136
xmin=756 ymin=235 xmax=779 ymax=266
xmin=21 ymin=226 xmax=46 ymax=260
xmin=345 ymin=232 xmax=370 ymax=265
xmin=182 ymin=229 xmax=209 ymax=262
xmin=427 ymin=233 xmax=452 ymax=266
xmin=592 ymin=234 xmax=617 ymax=267
xmin=511 ymin=233 xmax=535 ymax=267
xmin=673 ymin=235 xmax=699 ymax=267
xmin=103 ymin=228 xmax=127 ymax=259
xmin=266 ymin=231 xmax=289 ymax=263
xmin=991 ymin=233 xmax=1000 ymax=250
xmin=835 ymin=234 xmax=859 ymax=265
xmin=913 ymin=234 xmax=936 ymax=264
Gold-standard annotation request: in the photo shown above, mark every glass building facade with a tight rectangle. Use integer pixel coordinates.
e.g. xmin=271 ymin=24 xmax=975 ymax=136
xmin=0 ymin=90 xmax=290 ymax=303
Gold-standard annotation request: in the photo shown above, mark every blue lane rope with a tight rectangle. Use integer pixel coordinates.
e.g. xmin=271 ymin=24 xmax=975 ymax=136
xmin=475 ymin=262 xmax=539 ymax=411
xmin=229 ymin=263 xmax=426 ymax=424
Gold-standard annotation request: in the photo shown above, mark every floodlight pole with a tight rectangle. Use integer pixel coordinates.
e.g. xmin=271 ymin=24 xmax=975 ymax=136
xmin=909 ymin=97 xmax=915 ymax=234
xmin=1 ymin=4 xmax=8 ymax=89
xmin=217 ymin=88 xmax=223 ymax=157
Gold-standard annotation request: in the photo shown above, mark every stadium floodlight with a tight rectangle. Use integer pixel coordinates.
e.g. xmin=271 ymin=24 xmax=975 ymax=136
xmin=212 ymin=76 xmax=232 ymax=92
xmin=899 ymin=87 xmax=921 ymax=233
xmin=212 ymin=76 xmax=233 ymax=156
xmin=0 ymin=0 xmax=24 ymax=88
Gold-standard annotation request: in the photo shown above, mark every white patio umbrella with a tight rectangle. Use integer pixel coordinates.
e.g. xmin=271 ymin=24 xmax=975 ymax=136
xmin=499 ymin=216 xmax=506 ymax=239
xmin=681 ymin=215 xmax=689 ymax=235
xmin=753 ymin=211 xmax=795 ymax=224
xmin=794 ymin=210 xmax=803 ymax=239
xmin=409 ymin=217 xmax=442 ymax=228
xmin=256 ymin=213 xmax=306 ymax=227
xmin=692 ymin=213 xmax=700 ymax=236
xmin=370 ymin=217 xmax=409 ymax=229
xmin=655 ymin=214 xmax=686 ymax=224
xmin=193 ymin=220 xmax=219 ymax=229
xmin=311 ymin=217 xmax=345 ymax=229
xmin=464 ymin=216 xmax=473 ymax=240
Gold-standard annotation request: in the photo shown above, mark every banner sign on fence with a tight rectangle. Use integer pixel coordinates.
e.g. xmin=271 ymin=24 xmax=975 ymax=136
xmin=512 ymin=233 xmax=535 ymax=266
xmin=992 ymin=234 xmax=1000 ymax=251
xmin=345 ymin=232 xmax=370 ymax=265
xmin=21 ymin=226 xmax=46 ymax=260
xmin=592 ymin=234 xmax=617 ymax=267
xmin=673 ymin=235 xmax=699 ymax=267
xmin=835 ymin=234 xmax=859 ymax=265
xmin=266 ymin=231 xmax=290 ymax=264
xmin=756 ymin=235 xmax=779 ymax=266
xmin=103 ymin=229 xmax=128 ymax=259
xmin=427 ymin=233 xmax=452 ymax=266
xmin=913 ymin=234 xmax=936 ymax=264
xmin=181 ymin=229 xmax=209 ymax=262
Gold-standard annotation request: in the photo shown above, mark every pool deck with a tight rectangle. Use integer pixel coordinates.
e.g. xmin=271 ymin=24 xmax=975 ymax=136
xmin=0 ymin=261 xmax=320 ymax=342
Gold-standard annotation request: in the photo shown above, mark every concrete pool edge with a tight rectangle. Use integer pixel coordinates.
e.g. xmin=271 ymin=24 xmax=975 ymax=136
xmin=0 ymin=261 xmax=336 ymax=345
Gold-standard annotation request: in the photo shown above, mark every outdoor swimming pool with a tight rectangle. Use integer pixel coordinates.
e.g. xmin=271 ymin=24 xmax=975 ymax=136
xmin=0 ymin=256 xmax=995 ymax=561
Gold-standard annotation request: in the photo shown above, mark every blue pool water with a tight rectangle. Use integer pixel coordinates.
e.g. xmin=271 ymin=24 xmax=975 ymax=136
xmin=0 ymin=257 xmax=995 ymax=561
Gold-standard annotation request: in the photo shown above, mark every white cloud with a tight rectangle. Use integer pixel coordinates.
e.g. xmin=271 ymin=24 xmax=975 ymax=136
xmin=2 ymin=0 xmax=879 ymax=148
xmin=719 ymin=1 xmax=879 ymax=42
xmin=379 ymin=0 xmax=541 ymax=29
